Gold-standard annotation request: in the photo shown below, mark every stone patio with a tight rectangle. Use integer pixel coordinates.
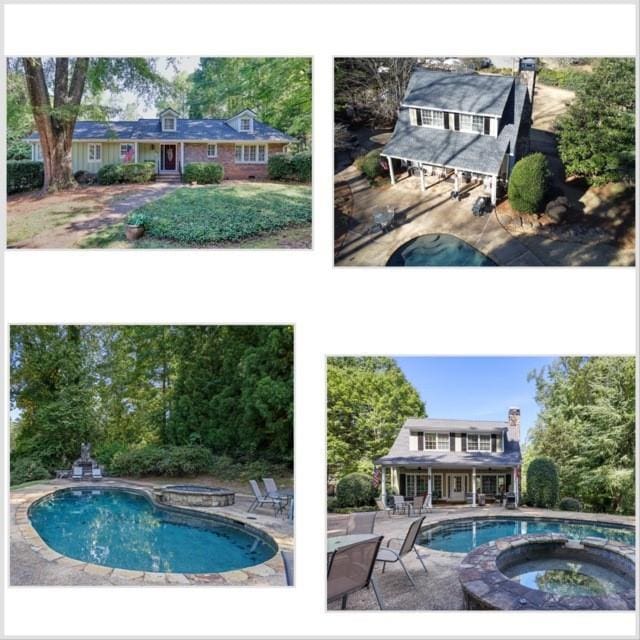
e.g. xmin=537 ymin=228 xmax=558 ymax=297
xmin=11 ymin=479 xmax=293 ymax=586
xmin=327 ymin=504 xmax=635 ymax=610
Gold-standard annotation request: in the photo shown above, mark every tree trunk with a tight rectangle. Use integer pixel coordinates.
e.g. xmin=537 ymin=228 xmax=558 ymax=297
xmin=22 ymin=57 xmax=89 ymax=192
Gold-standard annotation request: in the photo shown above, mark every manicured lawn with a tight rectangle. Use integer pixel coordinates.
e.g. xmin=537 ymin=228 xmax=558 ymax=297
xmin=130 ymin=183 xmax=311 ymax=245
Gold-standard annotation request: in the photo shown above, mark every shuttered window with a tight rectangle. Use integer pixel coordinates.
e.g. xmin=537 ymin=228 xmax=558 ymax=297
xmin=420 ymin=109 xmax=444 ymax=128
xmin=484 ymin=117 xmax=491 ymax=135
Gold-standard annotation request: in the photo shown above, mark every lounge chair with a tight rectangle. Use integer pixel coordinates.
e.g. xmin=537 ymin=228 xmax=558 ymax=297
xmin=375 ymin=498 xmax=393 ymax=518
xmin=71 ymin=466 xmax=83 ymax=480
xmin=376 ymin=516 xmax=428 ymax=586
xmin=392 ymin=495 xmax=411 ymax=516
xmin=263 ymin=477 xmax=279 ymax=497
xmin=91 ymin=467 xmax=103 ymax=481
xmin=345 ymin=511 xmax=377 ymax=535
xmin=327 ymin=536 xmax=384 ymax=610
xmin=248 ymin=479 xmax=282 ymax=515
xmin=281 ymin=550 xmax=294 ymax=586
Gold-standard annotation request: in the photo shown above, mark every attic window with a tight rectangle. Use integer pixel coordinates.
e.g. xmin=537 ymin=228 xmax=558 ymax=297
xmin=163 ymin=117 xmax=176 ymax=132
xmin=240 ymin=117 xmax=251 ymax=131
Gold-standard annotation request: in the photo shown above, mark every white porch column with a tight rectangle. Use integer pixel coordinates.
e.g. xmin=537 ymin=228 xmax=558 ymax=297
xmin=490 ymin=175 xmax=497 ymax=205
xmin=380 ymin=466 xmax=387 ymax=504
xmin=472 ymin=467 xmax=477 ymax=507
xmin=427 ymin=467 xmax=432 ymax=496
xmin=181 ymin=142 xmax=185 ymax=171
xmin=391 ymin=467 xmax=399 ymax=494
xmin=513 ymin=467 xmax=519 ymax=506
xmin=454 ymin=170 xmax=460 ymax=194
xmin=387 ymin=156 xmax=396 ymax=185
xmin=134 ymin=142 xmax=138 ymax=163
xmin=420 ymin=165 xmax=425 ymax=191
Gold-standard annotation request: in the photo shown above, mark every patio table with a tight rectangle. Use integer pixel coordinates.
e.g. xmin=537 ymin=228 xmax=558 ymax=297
xmin=327 ymin=533 xmax=379 ymax=553
xmin=372 ymin=209 xmax=395 ymax=233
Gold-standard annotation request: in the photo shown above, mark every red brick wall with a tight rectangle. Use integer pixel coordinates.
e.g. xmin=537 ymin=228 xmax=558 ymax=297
xmin=184 ymin=142 xmax=287 ymax=180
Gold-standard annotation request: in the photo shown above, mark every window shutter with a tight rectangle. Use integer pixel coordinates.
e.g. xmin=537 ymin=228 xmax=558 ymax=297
xmin=416 ymin=109 xmax=422 ymax=126
xmin=484 ymin=117 xmax=491 ymax=135
xmin=461 ymin=433 xmax=467 ymax=451
xmin=454 ymin=113 xmax=460 ymax=131
xmin=491 ymin=434 xmax=497 ymax=452
xmin=399 ymin=473 xmax=406 ymax=496
xmin=410 ymin=108 xmax=417 ymax=126
xmin=449 ymin=433 xmax=455 ymax=451
xmin=444 ymin=112 xmax=450 ymax=129
xmin=418 ymin=432 xmax=424 ymax=450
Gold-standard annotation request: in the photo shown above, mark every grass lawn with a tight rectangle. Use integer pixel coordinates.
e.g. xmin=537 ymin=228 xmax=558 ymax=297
xmin=124 ymin=182 xmax=311 ymax=247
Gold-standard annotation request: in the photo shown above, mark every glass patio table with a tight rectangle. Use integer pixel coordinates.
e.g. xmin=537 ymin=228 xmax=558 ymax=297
xmin=327 ymin=533 xmax=379 ymax=553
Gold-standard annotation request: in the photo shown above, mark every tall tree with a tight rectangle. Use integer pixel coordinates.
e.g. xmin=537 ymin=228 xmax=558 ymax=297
xmin=327 ymin=357 xmax=425 ymax=479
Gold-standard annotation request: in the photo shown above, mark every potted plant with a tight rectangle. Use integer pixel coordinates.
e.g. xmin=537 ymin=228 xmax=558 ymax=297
xmin=126 ymin=213 xmax=146 ymax=241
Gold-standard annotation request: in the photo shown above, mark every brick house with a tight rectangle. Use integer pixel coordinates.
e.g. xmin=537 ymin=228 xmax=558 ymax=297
xmin=27 ymin=108 xmax=294 ymax=180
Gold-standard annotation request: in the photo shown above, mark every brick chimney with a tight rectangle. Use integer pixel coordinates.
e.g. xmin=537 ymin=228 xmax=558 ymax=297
xmin=508 ymin=407 xmax=521 ymax=442
xmin=518 ymin=58 xmax=537 ymax=113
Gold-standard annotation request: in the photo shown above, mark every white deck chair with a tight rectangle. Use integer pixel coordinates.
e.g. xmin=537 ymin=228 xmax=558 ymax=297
xmin=71 ymin=466 xmax=83 ymax=480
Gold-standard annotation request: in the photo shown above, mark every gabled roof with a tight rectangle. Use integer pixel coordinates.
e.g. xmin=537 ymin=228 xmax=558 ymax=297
xmin=26 ymin=117 xmax=294 ymax=143
xmin=402 ymin=69 xmax=515 ymax=117
xmin=404 ymin=417 xmax=508 ymax=433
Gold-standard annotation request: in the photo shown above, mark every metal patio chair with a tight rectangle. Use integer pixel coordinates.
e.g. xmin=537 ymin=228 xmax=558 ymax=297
xmin=345 ymin=511 xmax=377 ymax=535
xmin=376 ymin=516 xmax=428 ymax=586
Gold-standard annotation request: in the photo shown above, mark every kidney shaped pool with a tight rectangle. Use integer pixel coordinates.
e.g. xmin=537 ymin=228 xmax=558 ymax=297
xmin=29 ymin=487 xmax=277 ymax=573
xmin=386 ymin=234 xmax=496 ymax=266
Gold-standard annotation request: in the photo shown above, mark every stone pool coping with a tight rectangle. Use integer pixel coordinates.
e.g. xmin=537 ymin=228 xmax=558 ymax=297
xmin=12 ymin=479 xmax=292 ymax=586
xmin=458 ymin=533 xmax=636 ymax=610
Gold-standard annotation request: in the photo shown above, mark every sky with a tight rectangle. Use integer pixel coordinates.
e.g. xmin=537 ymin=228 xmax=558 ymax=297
xmin=394 ymin=356 xmax=556 ymax=443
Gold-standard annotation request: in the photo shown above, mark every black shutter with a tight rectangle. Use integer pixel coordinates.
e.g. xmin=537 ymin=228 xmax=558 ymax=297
xmin=416 ymin=109 xmax=422 ymax=126
xmin=461 ymin=433 xmax=467 ymax=451
xmin=506 ymin=473 xmax=512 ymax=491
xmin=444 ymin=112 xmax=450 ymax=129
xmin=418 ymin=432 xmax=424 ymax=451
xmin=454 ymin=113 xmax=460 ymax=131
xmin=450 ymin=433 xmax=455 ymax=451
xmin=399 ymin=473 xmax=406 ymax=497
xmin=491 ymin=434 xmax=497 ymax=452
xmin=484 ymin=117 xmax=491 ymax=135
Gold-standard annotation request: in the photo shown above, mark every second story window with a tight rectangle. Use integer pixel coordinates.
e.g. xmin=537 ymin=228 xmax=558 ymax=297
xmin=420 ymin=109 xmax=444 ymax=128
xmin=163 ymin=117 xmax=176 ymax=132
xmin=459 ymin=114 xmax=485 ymax=134
xmin=467 ymin=434 xmax=491 ymax=451
xmin=424 ymin=432 xmax=449 ymax=450
xmin=240 ymin=117 xmax=251 ymax=131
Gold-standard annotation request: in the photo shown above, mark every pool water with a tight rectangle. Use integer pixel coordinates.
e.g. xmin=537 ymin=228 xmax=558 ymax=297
xmin=420 ymin=518 xmax=635 ymax=553
xmin=387 ymin=234 xmax=496 ymax=266
xmin=504 ymin=558 xmax=630 ymax=597
xmin=29 ymin=488 xmax=276 ymax=573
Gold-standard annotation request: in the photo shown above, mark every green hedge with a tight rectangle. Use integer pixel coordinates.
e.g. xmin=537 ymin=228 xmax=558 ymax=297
xmin=7 ymin=160 xmax=44 ymax=194
xmin=537 ymin=68 xmax=590 ymax=92
xmin=267 ymin=152 xmax=311 ymax=182
xmin=526 ymin=457 xmax=559 ymax=508
xmin=558 ymin=497 xmax=581 ymax=511
xmin=109 ymin=445 xmax=215 ymax=477
xmin=335 ymin=472 xmax=375 ymax=508
xmin=291 ymin=152 xmax=311 ymax=182
xmin=355 ymin=149 xmax=383 ymax=181
xmin=184 ymin=162 xmax=224 ymax=184
xmin=508 ymin=153 xmax=551 ymax=213
xmin=10 ymin=456 xmax=50 ymax=486
xmin=97 ymin=162 xmax=156 ymax=185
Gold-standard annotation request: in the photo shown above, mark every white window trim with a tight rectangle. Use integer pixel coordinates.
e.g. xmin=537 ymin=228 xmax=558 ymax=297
xmin=459 ymin=113 xmax=485 ymax=135
xmin=120 ymin=143 xmax=134 ymax=161
xmin=467 ymin=433 xmax=492 ymax=451
xmin=234 ymin=144 xmax=268 ymax=164
xmin=162 ymin=117 xmax=177 ymax=132
xmin=239 ymin=117 xmax=252 ymax=132
xmin=419 ymin=108 xmax=445 ymax=129
xmin=424 ymin=432 xmax=449 ymax=451
xmin=207 ymin=144 xmax=217 ymax=158
xmin=88 ymin=143 xmax=102 ymax=163
xmin=33 ymin=143 xmax=43 ymax=161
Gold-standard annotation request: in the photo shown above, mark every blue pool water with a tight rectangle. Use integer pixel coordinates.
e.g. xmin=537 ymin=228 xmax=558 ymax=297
xmin=386 ymin=233 xmax=496 ymax=266
xmin=29 ymin=488 xmax=277 ymax=573
xmin=420 ymin=518 xmax=635 ymax=554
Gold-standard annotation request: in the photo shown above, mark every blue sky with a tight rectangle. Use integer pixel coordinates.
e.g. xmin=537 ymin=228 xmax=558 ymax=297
xmin=394 ymin=356 xmax=556 ymax=442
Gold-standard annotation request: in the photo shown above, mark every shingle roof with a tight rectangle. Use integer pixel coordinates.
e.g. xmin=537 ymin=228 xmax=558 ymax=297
xmin=26 ymin=118 xmax=294 ymax=142
xmin=375 ymin=417 xmax=522 ymax=468
xmin=402 ymin=69 xmax=515 ymax=116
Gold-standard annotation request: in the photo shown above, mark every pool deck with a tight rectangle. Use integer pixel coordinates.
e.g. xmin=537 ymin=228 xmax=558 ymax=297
xmin=327 ymin=504 xmax=635 ymax=610
xmin=11 ymin=478 xmax=293 ymax=587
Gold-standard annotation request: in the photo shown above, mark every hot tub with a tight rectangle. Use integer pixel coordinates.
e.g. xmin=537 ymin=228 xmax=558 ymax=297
xmin=458 ymin=534 xmax=635 ymax=610
xmin=154 ymin=485 xmax=235 ymax=507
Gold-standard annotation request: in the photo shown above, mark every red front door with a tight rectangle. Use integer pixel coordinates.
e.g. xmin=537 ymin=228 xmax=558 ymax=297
xmin=163 ymin=144 xmax=176 ymax=171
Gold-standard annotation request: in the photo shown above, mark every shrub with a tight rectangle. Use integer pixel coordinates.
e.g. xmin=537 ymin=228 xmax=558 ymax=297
xmin=291 ymin=152 xmax=312 ymax=182
xmin=121 ymin=162 xmax=156 ymax=184
xmin=355 ymin=149 xmax=383 ymax=181
xmin=97 ymin=163 xmax=124 ymax=185
xmin=127 ymin=212 xmax=147 ymax=227
xmin=92 ymin=442 xmax=129 ymax=469
xmin=268 ymin=154 xmax=294 ymax=181
xmin=10 ymin=456 xmax=50 ymax=486
xmin=7 ymin=160 xmax=44 ymax=194
xmin=335 ymin=472 xmax=375 ymax=508
xmin=183 ymin=162 xmax=224 ymax=184
xmin=558 ymin=497 xmax=581 ymax=511
xmin=74 ymin=170 xmax=97 ymax=185
xmin=109 ymin=445 xmax=214 ymax=477
xmin=526 ymin=457 xmax=559 ymax=508
xmin=508 ymin=153 xmax=551 ymax=213
xmin=327 ymin=496 xmax=338 ymax=512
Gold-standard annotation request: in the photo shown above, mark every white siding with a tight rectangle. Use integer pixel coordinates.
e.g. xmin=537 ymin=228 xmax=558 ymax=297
xmin=409 ymin=432 xmax=419 ymax=451
xmin=490 ymin=117 xmax=499 ymax=137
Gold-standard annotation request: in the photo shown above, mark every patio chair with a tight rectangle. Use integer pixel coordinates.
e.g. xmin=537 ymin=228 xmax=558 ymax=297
xmin=91 ymin=466 xmax=103 ymax=481
xmin=263 ymin=477 xmax=279 ymax=497
xmin=345 ymin=511 xmax=377 ymax=535
xmin=413 ymin=493 xmax=433 ymax=514
xmin=376 ymin=516 xmax=428 ymax=587
xmin=392 ymin=495 xmax=411 ymax=516
xmin=375 ymin=498 xmax=393 ymax=518
xmin=327 ymin=536 xmax=384 ymax=610
xmin=281 ymin=550 xmax=294 ymax=586
xmin=248 ymin=480 xmax=282 ymax=515
xmin=71 ymin=466 xmax=83 ymax=480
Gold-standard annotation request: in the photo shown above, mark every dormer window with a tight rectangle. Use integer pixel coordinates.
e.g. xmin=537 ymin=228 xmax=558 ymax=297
xmin=162 ymin=116 xmax=176 ymax=132
xmin=424 ymin=432 xmax=449 ymax=450
xmin=467 ymin=434 xmax=491 ymax=451
xmin=240 ymin=117 xmax=251 ymax=132
xmin=420 ymin=109 xmax=444 ymax=128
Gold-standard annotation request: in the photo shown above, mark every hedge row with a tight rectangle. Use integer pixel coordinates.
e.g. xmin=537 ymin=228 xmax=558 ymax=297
xmin=97 ymin=162 xmax=156 ymax=185
xmin=10 ymin=455 xmax=50 ymax=486
xmin=184 ymin=162 xmax=224 ymax=184
xmin=109 ymin=445 xmax=215 ymax=477
xmin=267 ymin=152 xmax=311 ymax=183
xmin=7 ymin=160 xmax=44 ymax=194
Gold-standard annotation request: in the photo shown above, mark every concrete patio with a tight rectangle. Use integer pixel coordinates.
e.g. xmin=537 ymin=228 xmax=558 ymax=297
xmin=327 ymin=504 xmax=635 ymax=610
xmin=11 ymin=478 xmax=293 ymax=586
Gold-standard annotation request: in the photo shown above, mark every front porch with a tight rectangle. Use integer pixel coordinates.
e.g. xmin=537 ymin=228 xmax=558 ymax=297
xmin=137 ymin=142 xmax=184 ymax=175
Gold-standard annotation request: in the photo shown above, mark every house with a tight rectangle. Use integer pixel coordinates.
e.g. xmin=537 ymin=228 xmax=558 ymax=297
xmin=27 ymin=108 xmax=294 ymax=180
xmin=375 ymin=408 xmax=522 ymax=506
xmin=381 ymin=61 xmax=535 ymax=205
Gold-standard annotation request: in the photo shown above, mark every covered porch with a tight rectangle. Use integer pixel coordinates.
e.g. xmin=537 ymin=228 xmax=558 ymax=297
xmin=136 ymin=141 xmax=185 ymax=175
xmin=379 ymin=464 xmax=520 ymax=508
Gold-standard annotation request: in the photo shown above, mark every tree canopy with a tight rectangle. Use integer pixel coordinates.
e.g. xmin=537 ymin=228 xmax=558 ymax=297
xmin=557 ymin=58 xmax=635 ymax=185
xmin=327 ymin=357 xmax=425 ymax=480
xmin=10 ymin=325 xmax=293 ymax=472
xmin=525 ymin=356 xmax=635 ymax=514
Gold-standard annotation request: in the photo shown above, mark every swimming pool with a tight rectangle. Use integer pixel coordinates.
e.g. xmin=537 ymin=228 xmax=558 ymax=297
xmin=386 ymin=233 xmax=496 ymax=266
xmin=420 ymin=517 xmax=635 ymax=554
xmin=29 ymin=487 xmax=277 ymax=573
